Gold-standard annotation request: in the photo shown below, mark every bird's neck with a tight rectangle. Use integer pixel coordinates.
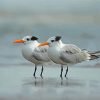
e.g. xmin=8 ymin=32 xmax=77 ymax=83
xmin=22 ymin=41 xmax=39 ymax=57
xmin=58 ymin=40 xmax=64 ymax=47
xmin=52 ymin=40 xmax=64 ymax=48
xmin=32 ymin=41 xmax=39 ymax=46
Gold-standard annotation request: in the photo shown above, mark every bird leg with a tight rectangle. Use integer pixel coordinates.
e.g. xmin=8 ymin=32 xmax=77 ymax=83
xmin=60 ymin=65 xmax=63 ymax=79
xmin=33 ymin=64 xmax=37 ymax=78
xmin=40 ymin=65 xmax=43 ymax=78
xmin=65 ymin=66 xmax=68 ymax=78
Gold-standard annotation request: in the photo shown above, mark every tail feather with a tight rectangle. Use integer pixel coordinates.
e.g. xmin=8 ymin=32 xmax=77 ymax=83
xmin=89 ymin=51 xmax=100 ymax=60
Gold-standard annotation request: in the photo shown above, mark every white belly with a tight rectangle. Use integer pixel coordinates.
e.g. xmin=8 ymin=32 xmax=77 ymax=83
xmin=22 ymin=45 xmax=40 ymax=64
xmin=48 ymin=47 xmax=64 ymax=64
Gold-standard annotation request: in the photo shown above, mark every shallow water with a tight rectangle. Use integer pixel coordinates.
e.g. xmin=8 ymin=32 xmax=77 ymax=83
xmin=0 ymin=66 xmax=100 ymax=100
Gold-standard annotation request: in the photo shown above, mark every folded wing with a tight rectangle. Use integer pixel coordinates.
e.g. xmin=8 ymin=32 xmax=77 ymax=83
xmin=32 ymin=46 xmax=50 ymax=62
xmin=60 ymin=44 xmax=90 ymax=64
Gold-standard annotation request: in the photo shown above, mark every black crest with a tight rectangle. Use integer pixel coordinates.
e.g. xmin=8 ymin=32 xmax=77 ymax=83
xmin=55 ymin=36 xmax=61 ymax=41
xmin=31 ymin=36 xmax=38 ymax=40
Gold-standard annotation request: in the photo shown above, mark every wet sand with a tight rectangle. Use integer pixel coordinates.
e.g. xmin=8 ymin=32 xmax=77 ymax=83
xmin=0 ymin=66 xmax=100 ymax=100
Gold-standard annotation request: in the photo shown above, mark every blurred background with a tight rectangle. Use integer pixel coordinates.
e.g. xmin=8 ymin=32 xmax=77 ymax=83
xmin=0 ymin=0 xmax=100 ymax=100
xmin=0 ymin=0 xmax=100 ymax=66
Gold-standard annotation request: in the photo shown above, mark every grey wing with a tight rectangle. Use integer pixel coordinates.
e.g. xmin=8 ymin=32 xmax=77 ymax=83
xmin=61 ymin=44 xmax=81 ymax=54
xmin=32 ymin=46 xmax=50 ymax=62
xmin=60 ymin=44 xmax=89 ymax=64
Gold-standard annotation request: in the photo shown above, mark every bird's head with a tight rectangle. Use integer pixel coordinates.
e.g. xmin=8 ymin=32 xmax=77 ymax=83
xmin=13 ymin=36 xmax=38 ymax=44
xmin=38 ymin=36 xmax=62 ymax=47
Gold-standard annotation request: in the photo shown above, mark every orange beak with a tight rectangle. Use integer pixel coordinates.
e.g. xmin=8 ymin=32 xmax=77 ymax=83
xmin=13 ymin=39 xmax=25 ymax=43
xmin=38 ymin=42 xmax=49 ymax=47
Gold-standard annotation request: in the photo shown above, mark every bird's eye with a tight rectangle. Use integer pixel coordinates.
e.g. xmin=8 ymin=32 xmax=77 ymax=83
xmin=27 ymin=38 xmax=30 ymax=41
xmin=51 ymin=40 xmax=54 ymax=42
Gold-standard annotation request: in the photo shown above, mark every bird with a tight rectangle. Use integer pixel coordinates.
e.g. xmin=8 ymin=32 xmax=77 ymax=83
xmin=38 ymin=36 xmax=100 ymax=79
xmin=13 ymin=36 xmax=51 ymax=78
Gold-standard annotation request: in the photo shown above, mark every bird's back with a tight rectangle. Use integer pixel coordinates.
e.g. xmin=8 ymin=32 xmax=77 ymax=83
xmin=60 ymin=44 xmax=91 ymax=64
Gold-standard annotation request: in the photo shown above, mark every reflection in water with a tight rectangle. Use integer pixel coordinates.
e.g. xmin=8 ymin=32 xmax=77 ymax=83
xmin=23 ymin=77 xmax=85 ymax=88
xmin=0 ymin=67 xmax=100 ymax=100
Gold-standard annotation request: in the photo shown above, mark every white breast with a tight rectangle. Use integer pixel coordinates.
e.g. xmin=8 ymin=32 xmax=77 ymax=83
xmin=48 ymin=46 xmax=64 ymax=64
xmin=22 ymin=44 xmax=40 ymax=64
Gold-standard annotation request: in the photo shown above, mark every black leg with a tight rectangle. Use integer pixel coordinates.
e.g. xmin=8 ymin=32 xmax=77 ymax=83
xmin=60 ymin=65 xmax=63 ymax=79
xmin=33 ymin=64 xmax=37 ymax=78
xmin=65 ymin=66 xmax=68 ymax=78
xmin=40 ymin=65 xmax=43 ymax=78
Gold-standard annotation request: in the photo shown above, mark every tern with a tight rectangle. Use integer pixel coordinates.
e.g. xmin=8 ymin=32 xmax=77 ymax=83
xmin=39 ymin=36 xmax=100 ymax=79
xmin=13 ymin=36 xmax=51 ymax=78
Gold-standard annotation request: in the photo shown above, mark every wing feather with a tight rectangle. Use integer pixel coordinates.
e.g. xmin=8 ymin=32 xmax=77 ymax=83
xmin=32 ymin=46 xmax=50 ymax=62
xmin=60 ymin=44 xmax=90 ymax=64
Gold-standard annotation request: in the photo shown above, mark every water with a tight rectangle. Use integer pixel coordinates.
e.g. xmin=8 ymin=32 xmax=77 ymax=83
xmin=0 ymin=66 xmax=100 ymax=100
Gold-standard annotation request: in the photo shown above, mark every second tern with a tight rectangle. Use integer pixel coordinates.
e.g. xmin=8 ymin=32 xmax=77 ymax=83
xmin=39 ymin=36 xmax=100 ymax=79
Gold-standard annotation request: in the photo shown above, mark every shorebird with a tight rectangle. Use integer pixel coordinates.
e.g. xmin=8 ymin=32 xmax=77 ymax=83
xmin=38 ymin=36 xmax=100 ymax=79
xmin=13 ymin=36 xmax=51 ymax=78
